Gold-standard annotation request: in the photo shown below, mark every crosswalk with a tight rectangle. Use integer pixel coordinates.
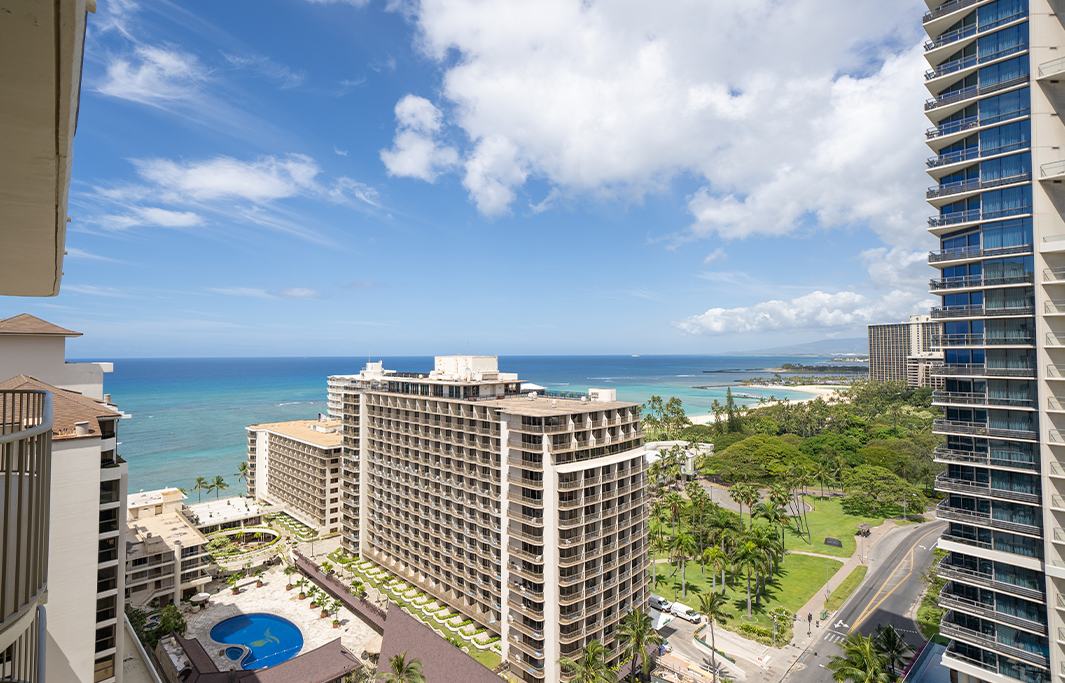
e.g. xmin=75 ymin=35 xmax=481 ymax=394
xmin=823 ymin=631 xmax=848 ymax=643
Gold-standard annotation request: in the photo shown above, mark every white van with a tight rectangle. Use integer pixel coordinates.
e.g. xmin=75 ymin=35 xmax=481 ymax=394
xmin=649 ymin=594 xmax=671 ymax=612
xmin=670 ymin=603 xmax=702 ymax=623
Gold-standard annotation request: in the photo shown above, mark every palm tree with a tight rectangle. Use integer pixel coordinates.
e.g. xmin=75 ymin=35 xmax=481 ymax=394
xmin=733 ymin=535 xmax=764 ymax=619
xmin=728 ymin=484 xmax=759 ymax=529
xmin=708 ymin=506 xmax=739 ymax=590
xmin=211 ymin=475 xmax=228 ymax=500
xmin=617 ymin=610 xmax=663 ymax=683
xmin=752 ymin=501 xmax=790 ymax=570
xmin=698 ymin=592 xmax=734 ymax=683
xmin=558 ymin=638 xmax=613 ymax=683
xmin=669 ymin=532 xmax=698 ymax=598
xmin=665 ymin=491 xmax=685 ymax=537
xmin=703 ymin=546 xmax=728 ymax=596
xmin=235 ymin=461 xmax=249 ymax=485
xmin=825 ymin=633 xmax=891 ymax=683
xmin=874 ymin=625 xmax=913 ymax=678
xmin=376 ymin=651 xmax=425 ymax=683
xmin=650 ymin=534 xmax=665 ymax=586
xmin=192 ymin=476 xmax=209 ymax=503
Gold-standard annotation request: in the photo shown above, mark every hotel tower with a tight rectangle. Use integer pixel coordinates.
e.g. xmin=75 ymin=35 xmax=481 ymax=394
xmin=925 ymin=0 xmax=1065 ymax=681
xmin=326 ymin=356 xmax=650 ymax=683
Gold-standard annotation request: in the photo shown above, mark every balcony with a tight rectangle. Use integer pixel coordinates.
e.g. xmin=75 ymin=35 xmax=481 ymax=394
xmin=931 ymin=333 xmax=1034 ymax=347
xmin=932 ymin=445 xmax=1039 ymax=471
xmin=935 ymin=501 xmax=1041 ymax=536
xmin=923 ymin=0 xmax=981 ymax=24
xmin=929 ymin=206 xmax=1033 ymax=229
xmin=928 ymin=243 xmax=1033 ymax=264
xmin=927 ymin=172 xmax=1032 ymax=200
xmin=924 ymin=8 xmax=1027 ymax=52
xmin=939 ymin=591 xmax=1047 ymax=636
xmin=938 ymin=561 xmax=1045 ymax=601
xmin=932 ymin=418 xmax=1037 ymax=441
xmin=0 ymin=390 xmax=52 ymax=663
xmin=931 ymin=363 xmax=1035 ymax=378
xmin=940 ymin=615 xmax=1049 ymax=667
xmin=932 ymin=391 xmax=1034 ymax=408
xmin=1038 ymin=56 xmax=1065 ymax=80
xmin=929 ymin=273 xmax=1034 ymax=291
xmin=935 ymin=473 xmax=1040 ymax=503
xmin=930 ymin=305 xmax=1034 ymax=319
xmin=926 ymin=75 xmax=1030 ymax=112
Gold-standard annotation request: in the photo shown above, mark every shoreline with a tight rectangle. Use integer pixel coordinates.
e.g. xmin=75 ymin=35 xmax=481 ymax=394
xmin=688 ymin=384 xmax=848 ymax=425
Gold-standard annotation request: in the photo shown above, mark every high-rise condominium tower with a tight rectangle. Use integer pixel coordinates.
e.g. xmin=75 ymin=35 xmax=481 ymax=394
xmin=329 ymin=357 xmax=649 ymax=683
xmin=925 ymin=1 xmax=1060 ymax=681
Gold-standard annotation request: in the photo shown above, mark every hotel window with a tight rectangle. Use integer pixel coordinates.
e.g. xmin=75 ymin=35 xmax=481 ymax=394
xmin=99 ymin=480 xmax=120 ymax=505
xmin=93 ymin=656 xmax=115 ymax=683
xmin=95 ymin=624 xmax=116 ymax=653
xmin=99 ymin=508 xmax=119 ymax=534
xmin=98 ymin=537 xmax=118 ymax=564
xmin=97 ymin=566 xmax=117 ymax=593
xmin=96 ymin=596 xmax=117 ymax=622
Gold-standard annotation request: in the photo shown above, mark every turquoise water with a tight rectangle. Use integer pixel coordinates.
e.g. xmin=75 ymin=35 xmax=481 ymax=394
xmin=89 ymin=355 xmax=839 ymax=494
xmin=210 ymin=613 xmax=303 ymax=669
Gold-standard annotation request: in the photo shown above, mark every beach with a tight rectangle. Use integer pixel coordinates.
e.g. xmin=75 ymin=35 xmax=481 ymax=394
xmin=688 ymin=384 xmax=848 ymax=425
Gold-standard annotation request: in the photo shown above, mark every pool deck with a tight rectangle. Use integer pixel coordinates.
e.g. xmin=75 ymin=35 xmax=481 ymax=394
xmin=184 ymin=564 xmax=377 ymax=672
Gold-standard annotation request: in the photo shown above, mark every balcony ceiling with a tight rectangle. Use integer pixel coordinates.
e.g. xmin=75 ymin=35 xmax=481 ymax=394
xmin=0 ymin=0 xmax=90 ymax=297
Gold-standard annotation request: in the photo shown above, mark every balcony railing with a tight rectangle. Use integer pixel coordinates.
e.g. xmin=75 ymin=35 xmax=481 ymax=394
xmin=929 ymin=273 xmax=1034 ymax=291
xmin=935 ymin=501 xmax=1041 ymax=536
xmin=1038 ymin=56 xmax=1065 ymax=79
xmin=935 ymin=473 xmax=1040 ymax=503
xmin=938 ymin=561 xmax=1045 ymax=601
xmin=931 ymin=391 xmax=1035 ymax=408
xmin=928 ymin=243 xmax=1033 ymax=264
xmin=0 ymin=390 xmax=51 ymax=682
xmin=925 ymin=9 xmax=1028 ymax=51
xmin=923 ymin=0 xmax=981 ymax=23
xmin=931 ymin=333 xmax=1034 ymax=347
xmin=926 ymin=74 xmax=1030 ymax=112
xmin=939 ymin=591 xmax=1047 ymax=635
xmin=932 ymin=418 xmax=1037 ymax=441
xmin=929 ymin=206 xmax=1033 ymax=229
xmin=940 ymin=616 xmax=1049 ymax=667
xmin=927 ymin=172 xmax=1032 ymax=199
xmin=930 ymin=305 xmax=1034 ymax=319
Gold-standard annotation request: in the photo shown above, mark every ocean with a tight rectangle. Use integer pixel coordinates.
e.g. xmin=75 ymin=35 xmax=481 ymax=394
xmin=88 ymin=355 xmax=846 ymax=496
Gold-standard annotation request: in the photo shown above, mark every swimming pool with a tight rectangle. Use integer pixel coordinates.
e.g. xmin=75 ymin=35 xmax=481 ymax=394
xmin=209 ymin=614 xmax=303 ymax=669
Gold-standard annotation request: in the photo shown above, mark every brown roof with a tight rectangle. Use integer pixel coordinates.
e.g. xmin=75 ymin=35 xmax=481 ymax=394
xmin=0 ymin=375 xmax=119 ymax=440
xmin=0 ymin=313 xmax=81 ymax=337
xmin=377 ymin=607 xmax=500 ymax=683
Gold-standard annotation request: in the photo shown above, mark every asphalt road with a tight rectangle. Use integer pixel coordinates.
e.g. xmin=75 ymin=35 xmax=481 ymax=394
xmin=784 ymin=521 xmax=945 ymax=683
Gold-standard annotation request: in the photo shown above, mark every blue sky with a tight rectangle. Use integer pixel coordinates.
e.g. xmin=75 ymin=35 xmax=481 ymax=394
xmin=9 ymin=0 xmax=939 ymax=357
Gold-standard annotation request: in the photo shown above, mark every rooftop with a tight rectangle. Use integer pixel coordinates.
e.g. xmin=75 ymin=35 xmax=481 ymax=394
xmin=127 ymin=511 xmax=207 ymax=559
xmin=0 ymin=374 xmax=120 ymax=439
xmin=0 ymin=313 xmax=81 ymax=336
xmin=377 ymin=606 xmax=500 ymax=683
xmin=170 ymin=634 xmax=361 ymax=683
xmin=246 ymin=418 xmax=342 ymax=448
xmin=127 ymin=487 xmax=185 ymax=511
xmin=484 ymin=393 xmax=639 ymax=417
xmin=187 ymin=496 xmax=272 ymax=527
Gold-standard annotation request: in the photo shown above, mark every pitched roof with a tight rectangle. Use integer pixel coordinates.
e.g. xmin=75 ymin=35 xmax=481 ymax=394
xmin=174 ymin=635 xmax=359 ymax=683
xmin=377 ymin=607 xmax=500 ymax=683
xmin=0 ymin=313 xmax=80 ymax=337
xmin=0 ymin=375 xmax=119 ymax=439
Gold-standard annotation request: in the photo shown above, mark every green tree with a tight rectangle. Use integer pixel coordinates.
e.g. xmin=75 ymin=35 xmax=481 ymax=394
xmin=669 ymin=532 xmax=698 ymax=598
xmin=842 ymin=465 xmax=927 ymax=516
xmin=752 ymin=501 xmax=790 ymax=568
xmin=376 ymin=651 xmax=426 ymax=683
xmin=733 ymin=535 xmax=763 ymax=619
xmin=235 ymin=461 xmax=249 ymax=484
xmin=558 ymin=639 xmax=613 ymax=683
xmin=665 ymin=491 xmax=685 ymax=536
xmin=728 ymin=484 xmax=759 ymax=530
xmin=712 ymin=436 xmax=807 ymax=484
xmin=617 ymin=610 xmax=663 ymax=683
xmin=157 ymin=604 xmax=186 ymax=640
xmin=192 ymin=476 xmax=209 ymax=503
xmin=211 ymin=475 xmax=229 ymax=500
xmin=825 ymin=633 xmax=891 ymax=683
xmin=702 ymin=546 xmax=729 ymax=597
xmin=698 ymin=592 xmax=734 ymax=683
xmin=874 ymin=624 xmax=913 ymax=678
xmin=641 ymin=396 xmax=665 ymax=437
xmin=663 ymin=397 xmax=692 ymax=439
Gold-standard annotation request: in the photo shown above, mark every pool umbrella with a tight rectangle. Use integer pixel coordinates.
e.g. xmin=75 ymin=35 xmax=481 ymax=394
xmin=191 ymin=593 xmax=211 ymax=602
xmin=364 ymin=635 xmax=383 ymax=655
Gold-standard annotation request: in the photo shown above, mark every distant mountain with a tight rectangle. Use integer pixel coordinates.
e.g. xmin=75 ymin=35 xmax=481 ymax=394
xmin=723 ymin=337 xmax=869 ymax=357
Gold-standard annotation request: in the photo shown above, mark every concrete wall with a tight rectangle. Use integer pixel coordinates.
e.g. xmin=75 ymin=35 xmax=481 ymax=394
xmin=0 ymin=336 xmax=111 ymax=398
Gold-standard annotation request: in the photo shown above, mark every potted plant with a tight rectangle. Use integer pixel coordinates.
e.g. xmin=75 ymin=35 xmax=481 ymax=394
xmin=308 ymin=587 xmax=320 ymax=608
xmin=255 ymin=569 xmax=265 ymax=588
xmin=297 ymin=579 xmax=307 ymax=600
xmin=320 ymin=561 xmax=333 ymax=575
xmin=284 ymin=566 xmax=296 ymax=590
xmin=227 ymin=574 xmax=240 ymax=595
xmin=331 ymin=600 xmax=342 ymax=628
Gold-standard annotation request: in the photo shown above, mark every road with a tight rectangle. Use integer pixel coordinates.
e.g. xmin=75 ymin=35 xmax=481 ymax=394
xmin=784 ymin=521 xmax=945 ymax=683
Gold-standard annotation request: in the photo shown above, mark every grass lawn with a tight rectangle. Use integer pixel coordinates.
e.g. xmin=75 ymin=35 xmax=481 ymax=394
xmin=469 ymin=649 xmax=501 ymax=669
xmin=651 ymin=553 xmax=842 ymax=634
xmin=776 ymin=498 xmax=888 ymax=558
xmin=825 ymin=565 xmax=867 ymax=611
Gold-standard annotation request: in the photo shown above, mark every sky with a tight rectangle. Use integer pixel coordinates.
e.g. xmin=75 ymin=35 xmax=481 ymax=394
xmin=9 ymin=0 xmax=940 ymax=358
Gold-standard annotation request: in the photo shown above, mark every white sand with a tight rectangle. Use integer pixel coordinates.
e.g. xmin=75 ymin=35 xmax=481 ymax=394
xmin=688 ymin=384 xmax=849 ymax=425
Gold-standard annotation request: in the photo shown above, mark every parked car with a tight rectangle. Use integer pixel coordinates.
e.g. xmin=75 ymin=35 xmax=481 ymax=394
xmin=670 ymin=603 xmax=702 ymax=623
xmin=649 ymin=594 xmax=671 ymax=612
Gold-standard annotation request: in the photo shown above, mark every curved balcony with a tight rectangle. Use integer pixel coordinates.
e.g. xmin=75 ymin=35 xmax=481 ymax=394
xmin=0 ymin=390 xmax=51 ymax=665
xmin=923 ymin=0 xmax=982 ymax=24
xmin=928 ymin=243 xmax=1032 ymax=265
xmin=940 ymin=614 xmax=1049 ymax=667
xmin=926 ymin=74 xmax=1030 ymax=112
xmin=929 ymin=206 xmax=1033 ymax=230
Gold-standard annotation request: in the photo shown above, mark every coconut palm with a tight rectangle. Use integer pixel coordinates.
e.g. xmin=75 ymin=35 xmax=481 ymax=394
xmin=874 ymin=624 xmax=913 ymax=678
xmin=733 ymin=535 xmax=764 ymax=619
xmin=752 ymin=501 xmax=790 ymax=570
xmin=235 ymin=461 xmax=249 ymax=485
xmin=728 ymin=484 xmax=759 ymax=529
xmin=192 ymin=476 xmax=209 ymax=503
xmin=703 ymin=546 xmax=728 ymax=596
xmin=558 ymin=638 xmax=613 ymax=683
xmin=669 ymin=532 xmax=698 ymax=598
xmin=708 ymin=505 xmax=740 ymax=590
xmin=211 ymin=475 xmax=228 ymax=500
xmin=617 ymin=610 xmax=663 ymax=683
xmin=376 ymin=651 xmax=425 ymax=683
xmin=698 ymin=592 xmax=734 ymax=683
xmin=664 ymin=491 xmax=685 ymax=537
xmin=649 ymin=534 xmax=665 ymax=586
xmin=825 ymin=633 xmax=891 ymax=683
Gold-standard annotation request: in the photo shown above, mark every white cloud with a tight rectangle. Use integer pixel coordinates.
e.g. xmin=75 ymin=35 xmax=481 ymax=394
xmin=65 ymin=247 xmax=120 ymax=263
xmin=861 ymin=246 xmax=932 ymax=290
xmin=703 ymin=248 xmax=727 ymax=265
xmin=133 ymin=155 xmax=321 ymax=202
xmin=100 ymin=207 xmax=203 ymax=230
xmin=675 ymin=289 xmax=934 ymax=336
xmin=386 ymin=0 xmax=928 ymax=239
xmin=334 ymin=147 xmax=349 ymax=156
xmin=222 ymin=53 xmax=306 ymax=89
xmin=276 ymin=287 xmax=323 ymax=299
xmin=380 ymin=95 xmax=459 ymax=182
xmin=97 ymin=46 xmax=208 ymax=104
xmin=211 ymin=287 xmax=324 ymax=299
xmin=306 ymin=0 xmax=370 ymax=6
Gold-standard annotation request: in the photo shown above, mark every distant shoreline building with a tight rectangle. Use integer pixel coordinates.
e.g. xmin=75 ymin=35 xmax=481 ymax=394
xmin=867 ymin=314 xmax=943 ymax=387
xmin=251 ymin=356 xmax=650 ymax=683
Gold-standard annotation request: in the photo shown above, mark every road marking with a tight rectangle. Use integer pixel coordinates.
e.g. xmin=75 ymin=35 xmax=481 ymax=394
xmin=847 ymin=524 xmax=945 ymax=634
xmin=835 ymin=620 xmax=849 ymax=628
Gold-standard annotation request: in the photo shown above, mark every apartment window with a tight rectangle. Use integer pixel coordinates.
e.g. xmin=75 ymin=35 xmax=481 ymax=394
xmin=98 ymin=537 xmax=118 ymax=564
xmin=95 ymin=624 xmax=116 ymax=653
xmin=131 ymin=557 xmax=148 ymax=567
xmin=99 ymin=508 xmax=119 ymax=534
xmin=99 ymin=480 xmax=120 ymax=505
xmin=97 ymin=566 xmax=117 ymax=593
xmin=93 ymin=656 xmax=115 ymax=683
xmin=100 ymin=450 xmax=116 ymax=467
xmin=96 ymin=595 xmax=117 ymax=622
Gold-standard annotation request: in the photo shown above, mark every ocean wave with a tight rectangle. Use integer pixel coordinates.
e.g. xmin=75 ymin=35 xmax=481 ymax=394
xmin=276 ymin=402 xmax=304 ymax=406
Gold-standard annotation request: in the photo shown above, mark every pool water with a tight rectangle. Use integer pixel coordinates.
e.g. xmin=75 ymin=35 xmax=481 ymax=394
xmin=210 ymin=614 xmax=303 ymax=669
xmin=225 ymin=647 xmax=244 ymax=661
